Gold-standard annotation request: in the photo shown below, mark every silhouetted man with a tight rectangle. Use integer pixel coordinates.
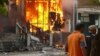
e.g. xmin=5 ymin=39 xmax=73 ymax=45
xmin=90 ymin=28 xmax=100 ymax=56
xmin=86 ymin=25 xmax=97 ymax=56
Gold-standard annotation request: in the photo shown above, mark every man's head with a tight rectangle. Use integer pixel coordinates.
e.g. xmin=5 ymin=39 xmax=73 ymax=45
xmin=88 ymin=25 xmax=97 ymax=34
xmin=75 ymin=23 xmax=84 ymax=33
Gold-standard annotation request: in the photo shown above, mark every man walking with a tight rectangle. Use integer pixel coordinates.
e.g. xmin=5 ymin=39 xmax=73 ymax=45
xmin=65 ymin=23 xmax=87 ymax=56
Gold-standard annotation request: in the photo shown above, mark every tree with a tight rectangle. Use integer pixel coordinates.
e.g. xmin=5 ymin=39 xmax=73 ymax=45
xmin=0 ymin=0 xmax=8 ymax=16
xmin=0 ymin=6 xmax=7 ymax=16
xmin=0 ymin=0 xmax=8 ymax=6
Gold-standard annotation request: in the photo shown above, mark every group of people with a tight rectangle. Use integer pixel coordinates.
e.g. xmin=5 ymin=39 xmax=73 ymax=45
xmin=65 ymin=23 xmax=100 ymax=56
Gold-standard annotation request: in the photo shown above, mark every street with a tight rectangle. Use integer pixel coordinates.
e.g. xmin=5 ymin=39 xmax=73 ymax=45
xmin=0 ymin=47 xmax=67 ymax=56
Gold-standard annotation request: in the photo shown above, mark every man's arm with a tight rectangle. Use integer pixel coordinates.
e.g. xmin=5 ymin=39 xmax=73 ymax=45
xmin=80 ymin=35 xmax=87 ymax=56
xmin=80 ymin=43 xmax=87 ymax=56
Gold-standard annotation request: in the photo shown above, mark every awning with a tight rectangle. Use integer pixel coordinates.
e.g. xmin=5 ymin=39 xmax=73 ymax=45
xmin=78 ymin=8 xmax=100 ymax=14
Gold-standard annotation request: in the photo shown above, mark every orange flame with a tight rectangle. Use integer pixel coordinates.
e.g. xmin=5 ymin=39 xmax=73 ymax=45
xmin=26 ymin=0 xmax=63 ymax=32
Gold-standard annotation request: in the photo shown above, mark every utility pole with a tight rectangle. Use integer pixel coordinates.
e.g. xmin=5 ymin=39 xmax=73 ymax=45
xmin=72 ymin=0 xmax=78 ymax=31
xmin=98 ymin=0 xmax=100 ymax=28
xmin=75 ymin=0 xmax=78 ymax=24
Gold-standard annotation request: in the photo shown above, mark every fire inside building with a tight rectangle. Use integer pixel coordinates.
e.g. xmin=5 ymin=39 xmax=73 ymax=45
xmin=25 ymin=0 xmax=66 ymax=48
xmin=25 ymin=0 xmax=64 ymax=32
xmin=0 ymin=0 xmax=72 ymax=51
xmin=17 ymin=0 xmax=67 ymax=48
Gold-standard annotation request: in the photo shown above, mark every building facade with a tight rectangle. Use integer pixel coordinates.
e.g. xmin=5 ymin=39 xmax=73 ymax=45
xmin=8 ymin=0 xmax=26 ymax=33
xmin=77 ymin=0 xmax=100 ymax=35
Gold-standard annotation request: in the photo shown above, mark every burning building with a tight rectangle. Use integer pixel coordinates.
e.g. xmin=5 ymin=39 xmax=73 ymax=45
xmin=25 ymin=0 xmax=66 ymax=45
xmin=25 ymin=0 xmax=64 ymax=32
xmin=7 ymin=0 xmax=74 ymax=48
xmin=8 ymin=0 xmax=75 ymax=33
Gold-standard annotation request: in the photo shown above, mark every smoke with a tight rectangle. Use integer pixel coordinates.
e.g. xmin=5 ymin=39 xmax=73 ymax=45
xmin=61 ymin=0 xmax=74 ymax=19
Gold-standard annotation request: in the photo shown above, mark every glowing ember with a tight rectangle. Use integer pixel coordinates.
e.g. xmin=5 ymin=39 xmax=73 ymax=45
xmin=26 ymin=0 xmax=63 ymax=32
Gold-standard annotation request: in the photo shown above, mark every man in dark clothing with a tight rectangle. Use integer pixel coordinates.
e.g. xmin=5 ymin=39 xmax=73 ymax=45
xmin=90 ymin=28 xmax=100 ymax=56
xmin=86 ymin=25 xmax=97 ymax=56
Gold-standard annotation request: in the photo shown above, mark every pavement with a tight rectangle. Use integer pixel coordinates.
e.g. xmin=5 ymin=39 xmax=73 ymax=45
xmin=0 ymin=47 xmax=67 ymax=56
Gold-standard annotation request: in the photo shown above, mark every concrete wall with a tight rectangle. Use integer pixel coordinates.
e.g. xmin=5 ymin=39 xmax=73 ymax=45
xmin=0 ymin=14 xmax=13 ymax=32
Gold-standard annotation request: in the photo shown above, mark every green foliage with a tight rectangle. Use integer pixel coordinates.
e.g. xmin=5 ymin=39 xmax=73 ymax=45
xmin=0 ymin=0 xmax=8 ymax=16
xmin=0 ymin=0 xmax=8 ymax=6
xmin=88 ymin=0 xmax=100 ymax=5
xmin=0 ymin=6 xmax=7 ymax=16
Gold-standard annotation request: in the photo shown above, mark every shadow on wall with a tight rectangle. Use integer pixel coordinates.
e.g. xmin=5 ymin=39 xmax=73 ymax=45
xmin=0 ymin=14 xmax=15 ymax=33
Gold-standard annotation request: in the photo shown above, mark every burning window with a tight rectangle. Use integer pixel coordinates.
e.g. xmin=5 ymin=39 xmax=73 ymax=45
xmin=26 ymin=0 xmax=64 ymax=32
